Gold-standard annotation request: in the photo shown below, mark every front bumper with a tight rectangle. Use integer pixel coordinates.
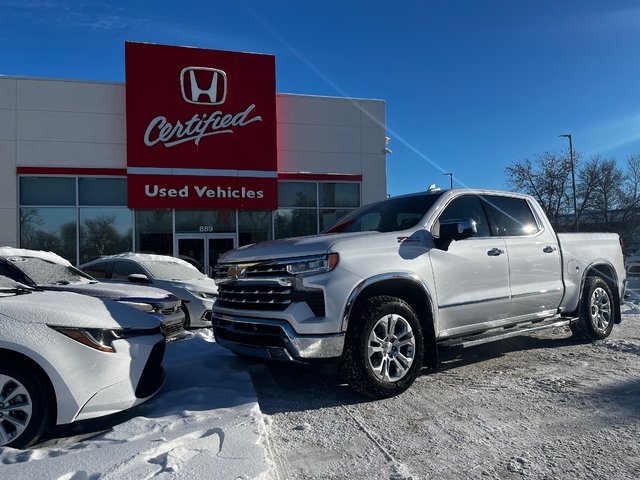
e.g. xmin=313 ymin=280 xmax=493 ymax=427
xmin=211 ymin=312 xmax=345 ymax=362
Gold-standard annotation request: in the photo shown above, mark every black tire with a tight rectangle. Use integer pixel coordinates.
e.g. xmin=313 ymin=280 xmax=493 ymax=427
xmin=340 ymin=295 xmax=425 ymax=398
xmin=571 ymin=276 xmax=616 ymax=341
xmin=0 ymin=361 xmax=51 ymax=449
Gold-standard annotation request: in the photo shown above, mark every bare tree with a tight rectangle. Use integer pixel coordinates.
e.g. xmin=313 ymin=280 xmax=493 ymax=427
xmin=505 ymin=151 xmax=573 ymax=226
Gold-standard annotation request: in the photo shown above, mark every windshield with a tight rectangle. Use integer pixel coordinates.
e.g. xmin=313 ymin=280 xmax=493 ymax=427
xmin=4 ymin=257 xmax=95 ymax=286
xmin=140 ymin=261 xmax=205 ymax=281
xmin=325 ymin=192 xmax=444 ymax=234
xmin=0 ymin=275 xmax=33 ymax=296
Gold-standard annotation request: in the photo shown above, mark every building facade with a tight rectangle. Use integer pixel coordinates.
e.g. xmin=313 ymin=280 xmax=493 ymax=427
xmin=0 ymin=43 xmax=387 ymax=274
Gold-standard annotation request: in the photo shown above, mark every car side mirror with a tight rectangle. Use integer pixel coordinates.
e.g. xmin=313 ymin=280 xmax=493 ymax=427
xmin=128 ymin=273 xmax=151 ymax=284
xmin=434 ymin=218 xmax=477 ymax=251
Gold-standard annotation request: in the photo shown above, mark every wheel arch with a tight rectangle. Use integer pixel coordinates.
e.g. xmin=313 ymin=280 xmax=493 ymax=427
xmin=0 ymin=348 xmax=58 ymax=427
xmin=342 ymin=273 xmax=439 ymax=367
xmin=575 ymin=262 xmax=621 ymax=323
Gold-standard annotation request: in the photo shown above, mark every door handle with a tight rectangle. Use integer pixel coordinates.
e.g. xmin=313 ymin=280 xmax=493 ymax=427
xmin=487 ymin=248 xmax=504 ymax=256
xmin=543 ymin=246 xmax=557 ymax=253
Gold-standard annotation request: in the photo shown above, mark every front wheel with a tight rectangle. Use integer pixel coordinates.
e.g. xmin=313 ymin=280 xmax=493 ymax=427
xmin=571 ymin=276 xmax=616 ymax=341
xmin=0 ymin=361 xmax=50 ymax=449
xmin=340 ymin=296 xmax=424 ymax=398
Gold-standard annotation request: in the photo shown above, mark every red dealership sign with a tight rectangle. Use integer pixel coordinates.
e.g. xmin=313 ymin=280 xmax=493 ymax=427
xmin=125 ymin=42 xmax=277 ymax=209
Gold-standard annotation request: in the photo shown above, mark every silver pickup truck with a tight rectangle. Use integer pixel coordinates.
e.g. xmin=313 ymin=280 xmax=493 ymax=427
xmin=212 ymin=189 xmax=625 ymax=397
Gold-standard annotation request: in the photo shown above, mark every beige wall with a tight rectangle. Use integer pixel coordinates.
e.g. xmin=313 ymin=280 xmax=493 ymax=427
xmin=0 ymin=76 xmax=388 ymax=246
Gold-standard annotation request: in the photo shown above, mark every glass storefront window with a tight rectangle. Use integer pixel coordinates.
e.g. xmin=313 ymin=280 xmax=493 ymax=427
xmin=135 ymin=209 xmax=173 ymax=255
xmin=274 ymin=209 xmax=317 ymax=239
xmin=175 ymin=210 xmax=236 ymax=233
xmin=20 ymin=177 xmax=75 ymax=205
xmin=20 ymin=207 xmax=77 ymax=263
xmin=278 ymin=182 xmax=317 ymax=207
xmin=320 ymin=209 xmax=355 ymax=232
xmin=319 ymin=183 xmax=360 ymax=207
xmin=239 ymin=211 xmax=272 ymax=246
xmin=79 ymin=208 xmax=133 ymax=264
xmin=79 ymin=178 xmax=127 ymax=206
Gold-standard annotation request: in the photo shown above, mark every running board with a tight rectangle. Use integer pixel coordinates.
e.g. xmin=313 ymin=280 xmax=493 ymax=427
xmin=438 ymin=318 xmax=572 ymax=349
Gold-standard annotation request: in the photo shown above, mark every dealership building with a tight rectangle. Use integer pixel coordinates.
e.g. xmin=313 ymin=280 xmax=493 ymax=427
xmin=0 ymin=42 xmax=387 ymax=273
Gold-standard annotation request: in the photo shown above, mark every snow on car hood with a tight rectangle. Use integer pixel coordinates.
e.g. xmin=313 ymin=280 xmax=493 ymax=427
xmin=156 ymin=277 xmax=218 ymax=294
xmin=43 ymin=282 xmax=176 ymax=303
xmin=0 ymin=290 xmax=160 ymax=330
xmin=219 ymin=232 xmax=380 ymax=263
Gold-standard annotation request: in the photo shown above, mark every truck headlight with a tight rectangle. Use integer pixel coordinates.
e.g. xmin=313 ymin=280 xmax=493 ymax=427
xmin=286 ymin=253 xmax=339 ymax=276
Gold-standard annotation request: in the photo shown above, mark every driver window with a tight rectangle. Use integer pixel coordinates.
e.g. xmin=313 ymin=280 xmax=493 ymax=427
xmin=112 ymin=261 xmax=145 ymax=280
xmin=433 ymin=195 xmax=491 ymax=237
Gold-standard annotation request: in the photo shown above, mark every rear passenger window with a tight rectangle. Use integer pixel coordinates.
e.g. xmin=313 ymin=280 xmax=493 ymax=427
xmin=483 ymin=196 xmax=539 ymax=236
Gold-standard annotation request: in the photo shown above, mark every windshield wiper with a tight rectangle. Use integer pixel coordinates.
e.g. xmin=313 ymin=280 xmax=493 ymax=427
xmin=0 ymin=287 xmax=32 ymax=295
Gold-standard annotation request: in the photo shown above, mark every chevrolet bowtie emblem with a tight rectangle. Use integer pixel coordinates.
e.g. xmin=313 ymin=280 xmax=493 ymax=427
xmin=227 ymin=265 xmax=245 ymax=280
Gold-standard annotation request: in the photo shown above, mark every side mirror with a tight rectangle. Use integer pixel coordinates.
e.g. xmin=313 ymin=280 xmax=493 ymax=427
xmin=434 ymin=218 xmax=477 ymax=250
xmin=128 ymin=273 xmax=151 ymax=284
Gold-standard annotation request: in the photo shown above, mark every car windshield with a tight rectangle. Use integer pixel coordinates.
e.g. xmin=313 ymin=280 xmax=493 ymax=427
xmin=0 ymin=275 xmax=33 ymax=296
xmin=325 ymin=192 xmax=445 ymax=234
xmin=5 ymin=257 xmax=96 ymax=286
xmin=140 ymin=261 xmax=205 ymax=281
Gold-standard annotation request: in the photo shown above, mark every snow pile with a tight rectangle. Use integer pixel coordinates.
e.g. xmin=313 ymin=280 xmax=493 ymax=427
xmin=596 ymin=338 xmax=640 ymax=356
xmin=0 ymin=246 xmax=72 ymax=267
xmin=0 ymin=330 xmax=271 ymax=480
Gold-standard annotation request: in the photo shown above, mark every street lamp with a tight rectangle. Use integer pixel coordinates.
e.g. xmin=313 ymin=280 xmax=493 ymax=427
xmin=559 ymin=134 xmax=578 ymax=232
xmin=443 ymin=172 xmax=453 ymax=190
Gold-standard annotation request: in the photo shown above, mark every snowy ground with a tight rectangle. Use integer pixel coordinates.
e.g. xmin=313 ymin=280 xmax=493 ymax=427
xmin=1 ymin=309 xmax=640 ymax=479
xmin=0 ymin=329 xmax=271 ymax=480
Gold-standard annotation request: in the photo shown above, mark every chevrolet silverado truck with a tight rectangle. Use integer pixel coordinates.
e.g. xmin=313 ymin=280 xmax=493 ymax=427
xmin=212 ymin=189 xmax=625 ymax=398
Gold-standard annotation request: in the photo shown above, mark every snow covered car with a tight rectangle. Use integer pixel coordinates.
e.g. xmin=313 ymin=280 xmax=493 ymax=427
xmin=0 ymin=275 xmax=165 ymax=449
xmin=0 ymin=248 xmax=185 ymax=341
xmin=79 ymin=253 xmax=218 ymax=328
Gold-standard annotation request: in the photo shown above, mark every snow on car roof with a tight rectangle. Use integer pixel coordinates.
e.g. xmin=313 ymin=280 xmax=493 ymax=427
xmin=101 ymin=252 xmax=199 ymax=271
xmin=0 ymin=246 xmax=72 ymax=267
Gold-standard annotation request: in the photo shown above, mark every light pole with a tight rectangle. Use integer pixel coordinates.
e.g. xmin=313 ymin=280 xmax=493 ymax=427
xmin=443 ymin=172 xmax=453 ymax=190
xmin=559 ymin=134 xmax=578 ymax=232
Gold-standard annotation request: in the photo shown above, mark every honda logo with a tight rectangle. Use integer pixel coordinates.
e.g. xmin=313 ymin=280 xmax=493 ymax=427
xmin=180 ymin=67 xmax=227 ymax=105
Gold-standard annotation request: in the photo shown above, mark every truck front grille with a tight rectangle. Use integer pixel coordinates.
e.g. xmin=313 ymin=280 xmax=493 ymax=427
xmin=214 ymin=261 xmax=290 ymax=281
xmin=217 ymin=283 xmax=325 ymax=316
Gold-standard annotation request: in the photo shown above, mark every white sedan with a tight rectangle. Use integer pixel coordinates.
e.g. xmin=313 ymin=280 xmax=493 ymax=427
xmin=80 ymin=253 xmax=218 ymax=328
xmin=0 ymin=276 xmax=165 ymax=448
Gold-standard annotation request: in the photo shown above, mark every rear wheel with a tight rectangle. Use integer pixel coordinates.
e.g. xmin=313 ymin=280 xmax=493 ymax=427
xmin=0 ymin=361 xmax=50 ymax=449
xmin=340 ymin=296 xmax=424 ymax=398
xmin=571 ymin=276 xmax=615 ymax=341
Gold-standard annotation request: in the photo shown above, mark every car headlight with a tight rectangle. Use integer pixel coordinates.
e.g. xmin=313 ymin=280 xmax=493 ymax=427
xmin=119 ymin=300 xmax=155 ymax=312
xmin=285 ymin=253 xmax=339 ymax=276
xmin=49 ymin=325 xmax=161 ymax=353
xmin=186 ymin=289 xmax=218 ymax=300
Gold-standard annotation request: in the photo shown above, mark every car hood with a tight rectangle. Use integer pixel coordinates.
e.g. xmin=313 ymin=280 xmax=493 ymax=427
xmin=0 ymin=290 xmax=160 ymax=329
xmin=155 ymin=277 xmax=218 ymax=294
xmin=219 ymin=231 xmax=380 ymax=262
xmin=41 ymin=282 xmax=176 ymax=303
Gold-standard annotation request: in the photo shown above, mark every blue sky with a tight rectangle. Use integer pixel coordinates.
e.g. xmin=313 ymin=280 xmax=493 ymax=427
xmin=2 ymin=0 xmax=640 ymax=196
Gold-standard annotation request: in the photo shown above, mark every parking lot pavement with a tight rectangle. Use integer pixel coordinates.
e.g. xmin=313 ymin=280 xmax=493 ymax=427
xmin=252 ymin=309 xmax=640 ymax=479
